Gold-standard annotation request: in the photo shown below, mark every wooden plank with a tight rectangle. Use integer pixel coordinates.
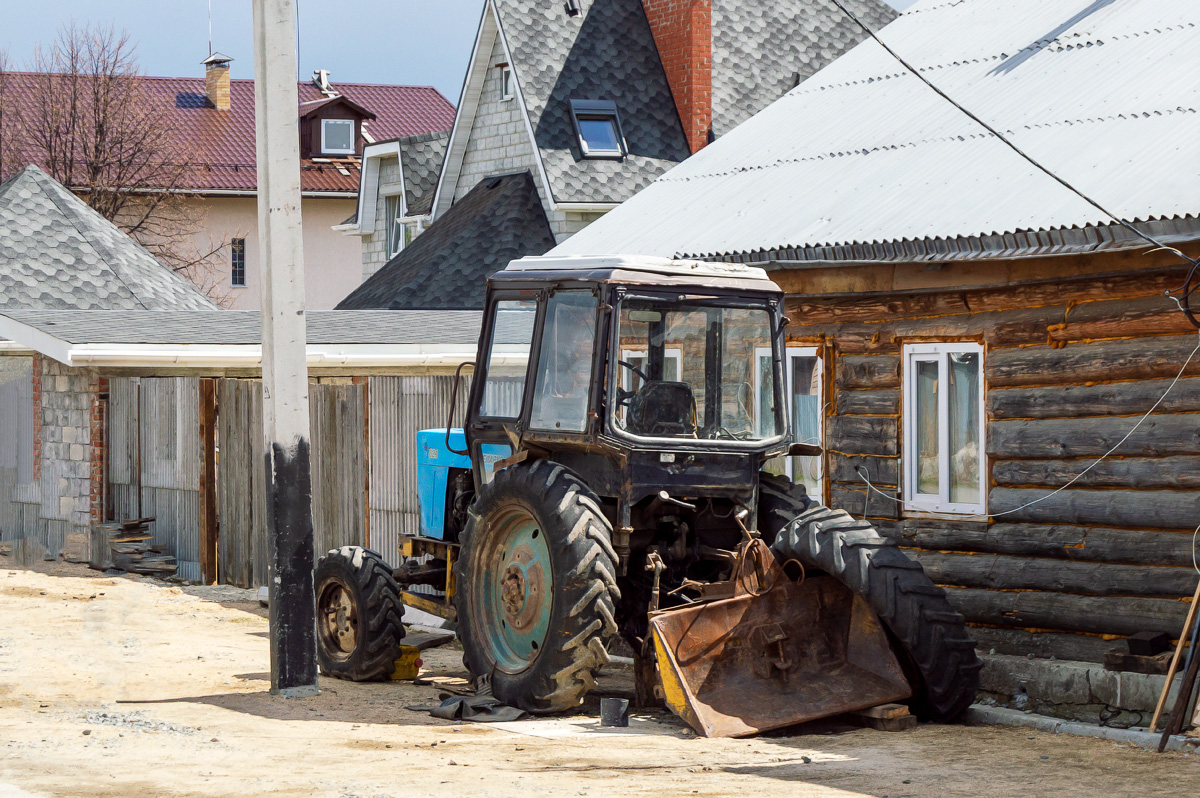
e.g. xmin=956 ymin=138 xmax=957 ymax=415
xmin=828 ymin=416 xmax=898 ymax=456
xmin=910 ymin=523 xmax=1200 ymax=567
xmin=992 ymin=457 xmax=1200 ymax=490
xmin=199 ymin=378 xmax=217 ymax=585
xmin=968 ymin=627 xmax=1115 ymax=663
xmin=830 ymin=485 xmax=900 ymax=521
xmin=1051 ymin=295 xmax=1196 ymax=344
xmin=988 ymin=378 xmax=1200 ymax=420
xmin=829 ymin=453 xmax=898 ymax=486
xmin=787 ymin=269 xmax=1188 ymax=325
xmin=836 ymin=389 xmax=899 ymax=416
xmin=837 ymin=355 xmax=899 ymax=390
xmin=989 ymin=487 xmax=1200 ymax=529
xmin=987 ymin=414 xmax=1200 ymax=459
xmin=913 ymin=551 xmax=1198 ymax=598
xmin=945 ymin=587 xmax=1190 ymax=637
xmin=987 ymin=335 xmax=1200 ymax=388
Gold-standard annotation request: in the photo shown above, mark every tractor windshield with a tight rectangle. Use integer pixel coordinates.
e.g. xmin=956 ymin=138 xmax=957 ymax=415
xmin=612 ymin=296 xmax=784 ymax=443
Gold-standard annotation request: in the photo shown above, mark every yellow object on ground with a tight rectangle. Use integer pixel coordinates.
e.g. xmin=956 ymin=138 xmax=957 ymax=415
xmin=390 ymin=645 xmax=423 ymax=681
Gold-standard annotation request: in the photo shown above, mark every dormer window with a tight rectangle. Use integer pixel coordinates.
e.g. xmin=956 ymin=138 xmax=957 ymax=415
xmin=321 ymin=118 xmax=355 ymax=155
xmin=569 ymin=100 xmax=626 ymax=159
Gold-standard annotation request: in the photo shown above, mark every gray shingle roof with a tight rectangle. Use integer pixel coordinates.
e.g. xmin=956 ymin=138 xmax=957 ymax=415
xmin=0 ymin=165 xmax=218 ymax=311
xmin=710 ymin=0 xmax=896 ymax=137
xmin=399 ymin=131 xmax=450 ymax=216
xmin=0 ymin=309 xmax=484 ymax=345
xmin=337 ymin=171 xmax=556 ymax=311
xmin=497 ymin=0 xmax=692 ymax=205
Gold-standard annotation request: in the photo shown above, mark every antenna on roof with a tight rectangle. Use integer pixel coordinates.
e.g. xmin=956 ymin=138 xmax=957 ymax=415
xmin=208 ymin=0 xmax=213 ymax=55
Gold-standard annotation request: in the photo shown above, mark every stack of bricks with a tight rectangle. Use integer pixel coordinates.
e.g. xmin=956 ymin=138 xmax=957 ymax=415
xmin=642 ymin=0 xmax=712 ymax=154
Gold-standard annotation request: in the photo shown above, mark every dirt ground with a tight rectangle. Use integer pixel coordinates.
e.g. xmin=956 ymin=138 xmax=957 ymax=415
xmin=1 ymin=558 xmax=1197 ymax=798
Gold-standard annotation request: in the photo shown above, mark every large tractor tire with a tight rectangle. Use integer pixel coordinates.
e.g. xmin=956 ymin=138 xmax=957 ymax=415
xmin=315 ymin=546 xmax=406 ymax=681
xmin=454 ymin=460 xmax=620 ymax=713
xmin=759 ymin=473 xmax=982 ymax=721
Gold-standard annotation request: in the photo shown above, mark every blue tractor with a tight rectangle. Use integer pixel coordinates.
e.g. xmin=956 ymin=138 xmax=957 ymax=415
xmin=313 ymin=255 xmax=980 ymax=737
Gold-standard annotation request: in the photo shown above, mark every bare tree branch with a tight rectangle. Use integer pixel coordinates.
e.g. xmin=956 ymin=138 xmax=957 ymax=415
xmin=6 ymin=22 xmax=230 ymax=305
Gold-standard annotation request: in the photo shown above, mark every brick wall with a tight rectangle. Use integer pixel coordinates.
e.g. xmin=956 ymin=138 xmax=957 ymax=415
xmin=38 ymin=358 xmax=93 ymax=528
xmin=642 ymin=0 xmax=712 ymax=154
xmin=89 ymin=376 xmax=108 ymax=525
xmin=30 ymin=357 xmax=42 ymax=481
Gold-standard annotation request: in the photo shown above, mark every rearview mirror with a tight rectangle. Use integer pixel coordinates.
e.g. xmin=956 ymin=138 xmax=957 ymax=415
xmin=788 ymin=443 xmax=822 ymax=457
xmin=628 ymin=310 xmax=663 ymax=322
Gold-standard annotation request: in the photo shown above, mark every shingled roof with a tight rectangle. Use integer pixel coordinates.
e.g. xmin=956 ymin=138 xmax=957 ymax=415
xmin=495 ymin=0 xmax=692 ymax=205
xmin=0 ymin=165 xmax=218 ymax=310
xmin=399 ymin=131 xmax=451 ymax=216
xmin=0 ymin=72 xmax=455 ymax=195
xmin=710 ymin=0 xmax=896 ymax=137
xmin=337 ymin=172 xmax=556 ymax=310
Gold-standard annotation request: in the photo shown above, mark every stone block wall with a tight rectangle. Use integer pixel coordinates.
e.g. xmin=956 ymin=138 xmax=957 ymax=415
xmin=38 ymin=357 xmax=94 ymax=531
xmin=456 ymin=35 xmax=541 ymax=206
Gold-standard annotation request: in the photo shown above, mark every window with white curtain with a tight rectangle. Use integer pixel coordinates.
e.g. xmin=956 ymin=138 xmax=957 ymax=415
xmin=903 ymin=342 xmax=985 ymax=514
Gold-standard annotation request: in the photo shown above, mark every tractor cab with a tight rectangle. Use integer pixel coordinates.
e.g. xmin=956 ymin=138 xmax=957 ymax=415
xmin=464 ymin=255 xmax=796 ymax=557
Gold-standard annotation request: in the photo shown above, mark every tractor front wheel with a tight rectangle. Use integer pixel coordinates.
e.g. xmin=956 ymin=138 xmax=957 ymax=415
xmin=315 ymin=546 xmax=406 ymax=681
xmin=454 ymin=460 xmax=620 ymax=713
xmin=759 ymin=472 xmax=982 ymax=721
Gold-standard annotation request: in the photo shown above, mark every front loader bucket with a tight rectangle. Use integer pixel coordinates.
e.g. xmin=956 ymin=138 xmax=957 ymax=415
xmin=649 ymin=566 xmax=912 ymax=738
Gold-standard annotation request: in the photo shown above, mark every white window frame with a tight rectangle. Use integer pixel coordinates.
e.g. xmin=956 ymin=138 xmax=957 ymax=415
xmin=619 ymin=348 xmax=682 ymax=391
xmin=230 ymin=238 xmax=246 ymax=288
xmin=755 ymin=346 xmax=824 ymax=491
xmin=385 ymin=195 xmax=405 ymax=258
xmin=500 ymin=66 xmax=514 ymax=100
xmin=903 ymin=342 xmax=986 ymax=515
xmin=320 ymin=118 xmax=355 ymax=155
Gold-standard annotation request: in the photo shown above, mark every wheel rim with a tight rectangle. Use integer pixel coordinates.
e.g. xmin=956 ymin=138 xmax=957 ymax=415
xmin=477 ymin=506 xmax=553 ymax=673
xmin=318 ymin=578 xmax=358 ymax=661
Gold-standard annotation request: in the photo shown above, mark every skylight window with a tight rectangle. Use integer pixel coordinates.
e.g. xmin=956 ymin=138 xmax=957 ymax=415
xmin=569 ymin=100 xmax=626 ymax=159
xmin=321 ymin=118 xmax=355 ymax=155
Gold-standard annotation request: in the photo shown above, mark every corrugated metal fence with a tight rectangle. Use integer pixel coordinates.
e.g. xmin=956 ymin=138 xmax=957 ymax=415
xmin=367 ymin=375 xmax=471 ymax=567
xmin=109 ymin=377 xmax=203 ymax=582
xmin=0 ymin=357 xmax=38 ymax=543
xmin=103 ymin=374 xmax=478 ymax=586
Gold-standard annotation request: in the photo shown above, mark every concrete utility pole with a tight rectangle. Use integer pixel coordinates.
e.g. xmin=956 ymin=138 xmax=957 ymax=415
xmin=251 ymin=0 xmax=318 ymax=697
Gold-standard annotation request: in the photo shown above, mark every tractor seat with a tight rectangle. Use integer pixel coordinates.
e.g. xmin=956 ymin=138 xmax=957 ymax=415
xmin=627 ymin=381 xmax=697 ymax=438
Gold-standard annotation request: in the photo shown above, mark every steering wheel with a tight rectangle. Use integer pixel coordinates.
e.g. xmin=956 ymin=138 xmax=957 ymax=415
xmin=617 ymin=360 xmax=649 ymax=382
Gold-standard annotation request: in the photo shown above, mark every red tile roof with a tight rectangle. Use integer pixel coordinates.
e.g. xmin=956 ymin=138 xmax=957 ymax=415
xmin=1 ymin=73 xmax=456 ymax=195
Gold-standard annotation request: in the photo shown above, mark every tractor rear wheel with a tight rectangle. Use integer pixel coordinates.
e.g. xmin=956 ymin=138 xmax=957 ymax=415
xmin=758 ymin=473 xmax=982 ymax=721
xmin=315 ymin=546 xmax=406 ymax=681
xmin=454 ymin=460 xmax=620 ymax=713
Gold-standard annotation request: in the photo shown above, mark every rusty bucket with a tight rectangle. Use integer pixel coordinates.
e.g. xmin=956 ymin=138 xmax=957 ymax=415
xmin=648 ymin=542 xmax=912 ymax=738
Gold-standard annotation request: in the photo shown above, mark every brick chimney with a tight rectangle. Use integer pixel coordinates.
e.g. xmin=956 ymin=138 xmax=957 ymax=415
xmin=202 ymin=52 xmax=233 ymax=111
xmin=642 ymin=0 xmax=712 ymax=154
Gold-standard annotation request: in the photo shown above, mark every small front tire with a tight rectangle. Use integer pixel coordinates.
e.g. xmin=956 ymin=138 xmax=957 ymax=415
xmin=315 ymin=546 xmax=406 ymax=681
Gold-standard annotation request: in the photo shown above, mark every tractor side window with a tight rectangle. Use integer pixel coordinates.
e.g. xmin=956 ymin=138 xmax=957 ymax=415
xmin=529 ymin=291 xmax=599 ymax=432
xmin=480 ymin=299 xmax=537 ymax=418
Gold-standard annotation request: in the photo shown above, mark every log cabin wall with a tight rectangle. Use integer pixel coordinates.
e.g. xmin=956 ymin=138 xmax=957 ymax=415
xmin=781 ymin=256 xmax=1200 ymax=664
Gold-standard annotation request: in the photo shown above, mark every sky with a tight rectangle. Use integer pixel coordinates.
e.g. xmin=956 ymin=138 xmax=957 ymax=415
xmin=0 ymin=0 xmax=915 ymax=104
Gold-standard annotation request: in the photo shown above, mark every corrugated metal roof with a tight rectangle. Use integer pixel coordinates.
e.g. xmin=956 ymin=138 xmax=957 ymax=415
xmin=553 ymin=0 xmax=1200 ymax=262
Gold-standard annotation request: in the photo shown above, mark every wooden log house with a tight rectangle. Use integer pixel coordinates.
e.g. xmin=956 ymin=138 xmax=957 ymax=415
xmin=551 ymin=0 xmax=1200 ymax=705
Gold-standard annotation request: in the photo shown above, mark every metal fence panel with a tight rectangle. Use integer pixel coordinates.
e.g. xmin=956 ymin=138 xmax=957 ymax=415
xmin=367 ymin=375 xmax=470 ymax=566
